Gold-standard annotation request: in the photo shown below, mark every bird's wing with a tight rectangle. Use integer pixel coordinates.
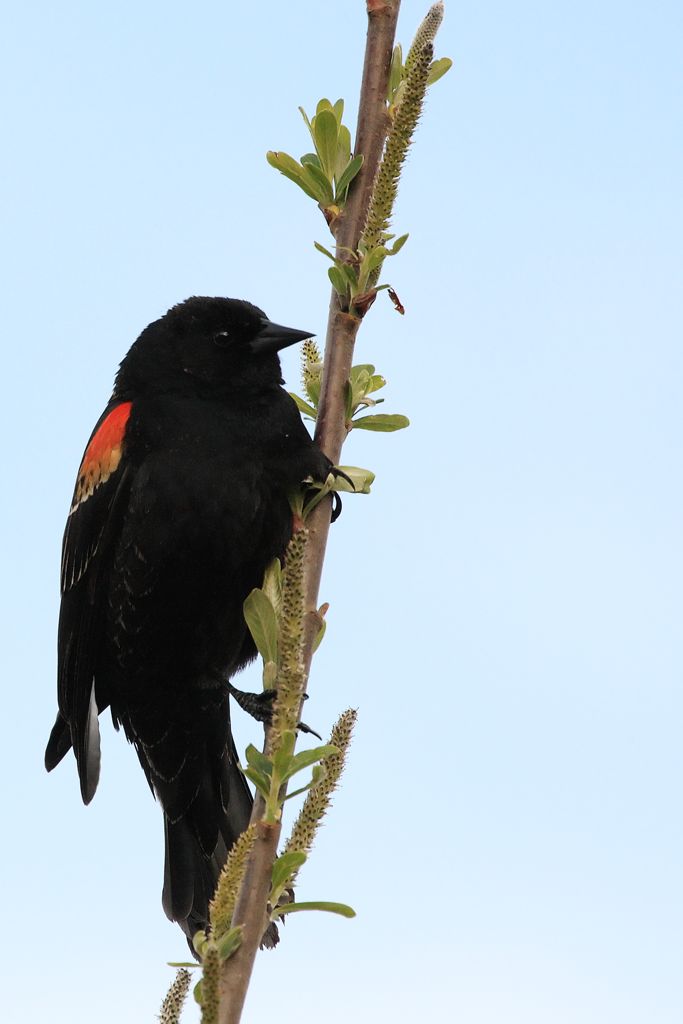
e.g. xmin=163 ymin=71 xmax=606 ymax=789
xmin=46 ymin=400 xmax=134 ymax=803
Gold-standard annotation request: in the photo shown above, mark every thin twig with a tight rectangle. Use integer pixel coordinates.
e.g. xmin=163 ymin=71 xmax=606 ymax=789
xmin=216 ymin=4 xmax=402 ymax=1021
xmin=335 ymin=0 xmax=402 ymax=252
xmin=304 ymin=0 xmax=402 ymax=660
xmin=217 ymin=820 xmax=280 ymax=1019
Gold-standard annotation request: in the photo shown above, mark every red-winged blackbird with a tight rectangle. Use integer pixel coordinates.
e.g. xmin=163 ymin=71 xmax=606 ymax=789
xmin=45 ymin=296 xmax=330 ymax=942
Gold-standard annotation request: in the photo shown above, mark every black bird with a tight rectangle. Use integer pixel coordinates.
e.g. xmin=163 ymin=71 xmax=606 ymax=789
xmin=45 ymin=296 xmax=330 ymax=942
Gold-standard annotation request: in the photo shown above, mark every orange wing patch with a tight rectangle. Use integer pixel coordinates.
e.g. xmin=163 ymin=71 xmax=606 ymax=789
xmin=71 ymin=402 xmax=132 ymax=511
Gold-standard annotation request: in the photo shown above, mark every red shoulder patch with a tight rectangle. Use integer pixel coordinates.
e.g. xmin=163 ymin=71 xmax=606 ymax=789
xmin=71 ymin=402 xmax=132 ymax=511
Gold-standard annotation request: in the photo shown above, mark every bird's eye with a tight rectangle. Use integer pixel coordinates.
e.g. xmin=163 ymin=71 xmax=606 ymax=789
xmin=213 ymin=330 xmax=231 ymax=347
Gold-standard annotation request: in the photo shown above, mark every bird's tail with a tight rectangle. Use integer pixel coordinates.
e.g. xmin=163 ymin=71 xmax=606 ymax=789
xmin=160 ymin=729 xmax=254 ymax=944
xmin=125 ymin=687 xmax=255 ymax=948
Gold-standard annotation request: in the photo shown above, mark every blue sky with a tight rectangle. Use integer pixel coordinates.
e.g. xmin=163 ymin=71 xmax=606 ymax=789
xmin=2 ymin=1 xmax=682 ymax=1021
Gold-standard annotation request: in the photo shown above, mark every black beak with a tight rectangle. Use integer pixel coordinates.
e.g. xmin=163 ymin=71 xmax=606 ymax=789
xmin=250 ymin=319 xmax=314 ymax=355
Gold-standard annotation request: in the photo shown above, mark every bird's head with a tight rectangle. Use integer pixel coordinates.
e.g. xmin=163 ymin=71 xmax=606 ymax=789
xmin=114 ymin=296 xmax=313 ymax=397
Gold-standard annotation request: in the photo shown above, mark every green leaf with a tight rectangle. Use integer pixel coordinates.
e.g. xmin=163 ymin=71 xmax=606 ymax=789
xmin=302 ymin=161 xmax=334 ymax=206
xmin=353 ymin=373 xmax=371 ymax=405
xmin=334 ymin=154 xmax=363 ymax=202
xmin=283 ymin=763 xmax=325 ymax=801
xmin=367 ymin=374 xmax=387 ymax=394
xmin=349 ymin=364 xmax=373 ymax=407
xmin=365 ymin=245 xmax=388 ymax=274
xmin=193 ymin=980 xmax=204 ymax=1006
xmin=245 ymin=744 xmax=273 ymax=776
xmin=283 ymin=784 xmax=311 ymax=801
xmin=192 ymin=930 xmax=208 ymax=956
xmin=314 ymin=240 xmax=336 ymax=262
xmin=266 ymin=151 xmax=321 ymax=202
xmin=332 ymin=97 xmax=344 ymax=123
xmin=388 ymin=43 xmax=404 ymax=101
xmin=300 ymin=152 xmax=322 ymax=170
xmin=272 ymin=850 xmax=307 ymax=892
xmin=387 ymin=233 xmax=409 ymax=255
xmin=328 ymin=266 xmax=348 ymax=297
xmin=351 ymin=414 xmax=410 ymax=432
xmin=313 ymin=617 xmax=326 ymax=652
xmin=261 ymin=559 xmax=282 ymax=616
xmin=313 ymin=109 xmax=338 ymax=177
xmin=344 ymin=379 xmax=354 ymax=421
xmin=167 ymin=962 xmax=198 ymax=968
xmin=391 ymin=80 xmax=407 ymax=112
xmin=427 ymin=57 xmax=453 ymax=85
xmin=242 ymin=766 xmax=271 ymax=798
xmin=335 ymin=124 xmax=352 ymax=176
xmin=289 ymin=392 xmax=318 ymax=418
xmin=298 ymin=106 xmax=312 ymax=133
xmin=216 ymin=926 xmax=243 ymax=961
xmin=316 ymin=97 xmax=333 ymax=115
xmin=243 ymin=588 xmax=278 ymax=663
xmin=281 ymin=744 xmax=339 ymax=781
xmin=337 ymin=261 xmax=359 ymax=290
xmin=271 ymin=901 xmax=356 ymax=919
xmin=305 ymin=376 xmax=320 ymax=407
xmin=283 ymin=777 xmax=317 ymax=800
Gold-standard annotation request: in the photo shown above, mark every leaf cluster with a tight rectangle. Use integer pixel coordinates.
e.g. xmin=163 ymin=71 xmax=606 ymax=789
xmin=291 ymin=340 xmax=409 ymax=436
xmin=266 ymin=98 xmax=363 ymax=222
xmin=242 ymin=732 xmax=338 ymax=822
xmin=314 ymin=234 xmax=409 ymax=312
xmin=265 ymin=8 xmax=451 ymax=317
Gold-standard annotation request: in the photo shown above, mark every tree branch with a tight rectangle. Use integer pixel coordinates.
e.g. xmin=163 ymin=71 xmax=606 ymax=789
xmin=217 ymin=820 xmax=280 ymax=1018
xmin=336 ymin=0 xmax=402 ymax=252
xmin=305 ymin=0 xmax=402 ymax=658
xmin=216 ymin=4 xmax=401 ymax=1022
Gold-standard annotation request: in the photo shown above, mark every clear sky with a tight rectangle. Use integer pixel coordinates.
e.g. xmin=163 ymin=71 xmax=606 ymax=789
xmin=2 ymin=2 xmax=682 ymax=1022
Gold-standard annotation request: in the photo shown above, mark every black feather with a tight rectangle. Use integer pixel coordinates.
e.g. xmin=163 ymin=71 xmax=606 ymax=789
xmin=46 ymin=297 xmax=331 ymax=944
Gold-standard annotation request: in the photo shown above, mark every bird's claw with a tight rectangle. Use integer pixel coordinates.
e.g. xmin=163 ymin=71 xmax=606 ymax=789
xmin=330 ymin=491 xmax=342 ymax=522
xmin=227 ymin=683 xmax=275 ymax=724
xmin=328 ymin=465 xmax=356 ymax=522
xmin=296 ymin=720 xmax=322 ymax=740
xmin=330 ymin=465 xmax=355 ymax=490
xmin=228 ymin=684 xmax=321 ymax=739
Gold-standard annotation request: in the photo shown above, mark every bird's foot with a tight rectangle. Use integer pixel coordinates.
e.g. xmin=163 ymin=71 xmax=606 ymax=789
xmin=327 ymin=466 xmax=354 ymax=522
xmin=227 ymin=683 xmax=275 ymax=723
xmin=330 ymin=465 xmax=355 ymax=489
xmin=227 ymin=683 xmax=322 ymax=740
